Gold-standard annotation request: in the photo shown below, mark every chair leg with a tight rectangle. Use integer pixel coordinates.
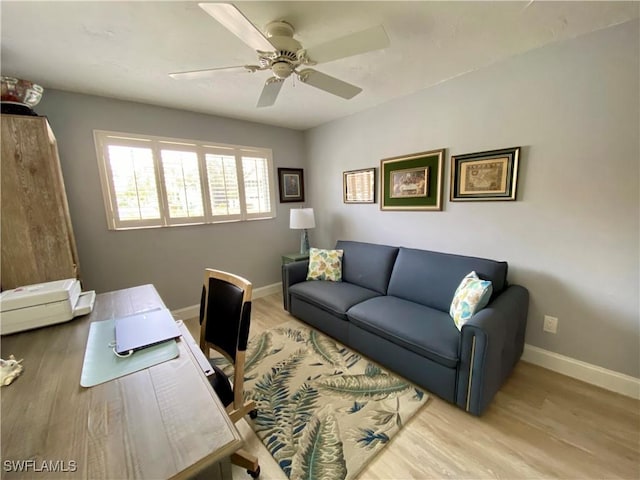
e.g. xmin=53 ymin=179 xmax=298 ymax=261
xmin=231 ymin=449 xmax=260 ymax=478
xmin=228 ymin=400 xmax=257 ymax=423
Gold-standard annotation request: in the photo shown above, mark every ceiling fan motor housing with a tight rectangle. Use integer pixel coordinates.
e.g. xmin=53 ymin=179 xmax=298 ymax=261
xmin=265 ymin=20 xmax=294 ymax=38
xmin=260 ymin=20 xmax=304 ymax=79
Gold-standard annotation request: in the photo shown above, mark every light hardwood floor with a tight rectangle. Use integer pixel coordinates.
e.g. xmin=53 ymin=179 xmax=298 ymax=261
xmin=186 ymin=293 xmax=640 ymax=480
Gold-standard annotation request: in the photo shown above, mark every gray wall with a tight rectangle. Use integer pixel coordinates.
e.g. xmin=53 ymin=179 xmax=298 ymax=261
xmin=37 ymin=91 xmax=305 ymax=309
xmin=304 ymin=20 xmax=639 ymax=377
xmin=31 ymin=20 xmax=638 ymax=378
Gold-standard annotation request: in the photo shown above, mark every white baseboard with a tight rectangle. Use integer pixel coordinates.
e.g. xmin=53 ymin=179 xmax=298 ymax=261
xmin=253 ymin=282 xmax=282 ymax=299
xmin=171 ymin=282 xmax=282 ymax=322
xmin=522 ymin=344 xmax=640 ymax=400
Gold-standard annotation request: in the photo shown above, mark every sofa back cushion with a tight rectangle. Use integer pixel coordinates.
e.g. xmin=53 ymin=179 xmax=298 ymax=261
xmin=387 ymin=247 xmax=508 ymax=312
xmin=335 ymin=240 xmax=399 ymax=294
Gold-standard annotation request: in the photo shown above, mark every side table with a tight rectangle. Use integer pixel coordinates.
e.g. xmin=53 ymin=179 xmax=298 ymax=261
xmin=282 ymin=252 xmax=309 ymax=264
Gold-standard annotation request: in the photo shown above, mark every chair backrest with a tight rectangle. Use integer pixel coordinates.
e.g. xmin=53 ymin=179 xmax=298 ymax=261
xmin=199 ymin=269 xmax=252 ymax=409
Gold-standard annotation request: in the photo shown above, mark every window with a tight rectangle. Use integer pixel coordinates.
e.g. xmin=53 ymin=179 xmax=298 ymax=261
xmin=94 ymin=131 xmax=276 ymax=229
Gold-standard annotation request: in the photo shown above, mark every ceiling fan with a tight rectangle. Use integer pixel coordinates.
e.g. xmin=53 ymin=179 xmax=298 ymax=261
xmin=170 ymin=3 xmax=390 ymax=107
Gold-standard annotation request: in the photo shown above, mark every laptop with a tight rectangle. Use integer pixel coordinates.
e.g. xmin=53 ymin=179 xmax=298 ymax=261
xmin=114 ymin=308 xmax=181 ymax=355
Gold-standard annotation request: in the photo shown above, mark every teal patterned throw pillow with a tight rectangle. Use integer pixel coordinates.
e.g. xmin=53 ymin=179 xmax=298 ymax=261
xmin=449 ymin=271 xmax=493 ymax=330
xmin=306 ymin=248 xmax=344 ymax=282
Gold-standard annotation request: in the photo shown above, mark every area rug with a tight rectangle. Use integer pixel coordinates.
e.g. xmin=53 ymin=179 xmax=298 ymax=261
xmin=212 ymin=320 xmax=429 ymax=480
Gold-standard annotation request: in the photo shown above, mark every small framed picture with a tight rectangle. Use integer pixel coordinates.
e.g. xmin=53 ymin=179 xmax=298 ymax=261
xmin=343 ymin=168 xmax=376 ymax=204
xmin=450 ymin=147 xmax=521 ymax=201
xmin=278 ymin=168 xmax=304 ymax=203
xmin=380 ymin=149 xmax=445 ymax=211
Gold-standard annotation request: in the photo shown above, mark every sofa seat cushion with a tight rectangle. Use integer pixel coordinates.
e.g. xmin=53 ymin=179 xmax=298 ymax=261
xmin=347 ymin=295 xmax=460 ymax=368
xmin=289 ymin=281 xmax=381 ymax=320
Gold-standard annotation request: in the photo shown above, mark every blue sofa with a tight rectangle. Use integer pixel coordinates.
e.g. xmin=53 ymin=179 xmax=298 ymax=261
xmin=282 ymin=240 xmax=529 ymax=415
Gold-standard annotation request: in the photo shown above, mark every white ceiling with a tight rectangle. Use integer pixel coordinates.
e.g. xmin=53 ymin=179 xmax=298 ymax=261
xmin=1 ymin=1 xmax=638 ymax=130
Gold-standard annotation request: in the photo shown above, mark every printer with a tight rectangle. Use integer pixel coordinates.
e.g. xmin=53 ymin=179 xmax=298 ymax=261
xmin=0 ymin=279 xmax=96 ymax=335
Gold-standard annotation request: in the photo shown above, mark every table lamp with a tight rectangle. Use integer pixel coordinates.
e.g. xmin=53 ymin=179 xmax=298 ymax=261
xmin=290 ymin=208 xmax=315 ymax=255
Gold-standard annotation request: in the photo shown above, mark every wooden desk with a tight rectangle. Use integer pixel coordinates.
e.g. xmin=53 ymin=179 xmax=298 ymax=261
xmin=0 ymin=285 xmax=242 ymax=479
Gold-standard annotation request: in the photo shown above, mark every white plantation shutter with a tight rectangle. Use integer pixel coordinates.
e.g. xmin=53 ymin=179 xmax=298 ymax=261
xmin=242 ymin=155 xmax=272 ymax=217
xmin=205 ymin=153 xmax=241 ymax=218
xmin=160 ymin=149 xmax=205 ymax=222
xmin=95 ymin=130 xmax=275 ymax=229
xmin=108 ymin=145 xmax=160 ymax=222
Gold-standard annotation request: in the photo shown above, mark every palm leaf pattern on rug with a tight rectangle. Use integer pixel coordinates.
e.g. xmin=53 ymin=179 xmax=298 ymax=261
xmin=275 ymin=382 xmax=321 ymax=475
xmin=210 ymin=330 xmax=278 ymax=379
xmin=316 ymin=371 xmax=412 ymax=401
xmin=289 ymin=410 xmax=347 ymax=480
xmin=244 ymin=331 xmax=277 ymax=373
xmin=354 ymin=428 xmax=390 ymax=450
xmin=308 ymin=330 xmax=350 ymax=369
xmin=275 ymin=327 xmax=308 ymax=343
xmin=252 ymin=348 xmax=307 ymax=437
xmin=213 ymin=321 xmax=429 ymax=480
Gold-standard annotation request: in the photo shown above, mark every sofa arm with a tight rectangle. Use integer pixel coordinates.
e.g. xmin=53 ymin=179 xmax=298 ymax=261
xmin=455 ymin=284 xmax=529 ymax=416
xmin=281 ymin=260 xmax=309 ymax=311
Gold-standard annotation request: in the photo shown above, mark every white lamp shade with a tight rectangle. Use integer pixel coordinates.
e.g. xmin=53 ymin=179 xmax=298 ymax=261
xmin=290 ymin=208 xmax=315 ymax=229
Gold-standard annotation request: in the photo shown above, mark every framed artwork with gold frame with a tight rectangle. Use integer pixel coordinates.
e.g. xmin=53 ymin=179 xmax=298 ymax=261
xmin=380 ymin=149 xmax=445 ymax=211
xmin=450 ymin=147 xmax=520 ymax=201
xmin=343 ymin=168 xmax=376 ymax=204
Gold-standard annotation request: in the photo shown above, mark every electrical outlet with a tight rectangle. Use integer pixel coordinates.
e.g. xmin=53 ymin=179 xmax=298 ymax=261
xmin=543 ymin=315 xmax=558 ymax=334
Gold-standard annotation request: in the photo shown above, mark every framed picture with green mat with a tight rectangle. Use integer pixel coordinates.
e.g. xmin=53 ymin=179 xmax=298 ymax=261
xmin=380 ymin=148 xmax=445 ymax=211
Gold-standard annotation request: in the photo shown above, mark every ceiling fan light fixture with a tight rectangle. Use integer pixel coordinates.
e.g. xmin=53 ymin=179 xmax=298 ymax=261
xmin=271 ymin=61 xmax=294 ymax=79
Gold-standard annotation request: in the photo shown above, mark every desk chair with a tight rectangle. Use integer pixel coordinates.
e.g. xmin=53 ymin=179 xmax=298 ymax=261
xmin=199 ymin=269 xmax=260 ymax=478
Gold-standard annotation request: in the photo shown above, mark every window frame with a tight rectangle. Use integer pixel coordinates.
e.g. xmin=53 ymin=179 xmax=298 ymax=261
xmin=94 ymin=130 xmax=276 ymax=230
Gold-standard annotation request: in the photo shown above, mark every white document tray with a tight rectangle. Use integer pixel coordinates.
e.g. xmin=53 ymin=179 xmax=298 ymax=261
xmin=0 ymin=279 xmax=96 ymax=335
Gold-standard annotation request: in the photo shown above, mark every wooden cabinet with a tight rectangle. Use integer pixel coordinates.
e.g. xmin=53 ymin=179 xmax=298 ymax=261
xmin=1 ymin=114 xmax=80 ymax=290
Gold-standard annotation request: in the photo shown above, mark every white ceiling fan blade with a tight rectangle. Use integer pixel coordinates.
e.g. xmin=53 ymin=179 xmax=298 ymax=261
xmin=304 ymin=25 xmax=390 ymax=64
xmin=198 ymin=3 xmax=274 ymax=52
xmin=169 ymin=65 xmax=250 ymax=80
xmin=257 ymin=78 xmax=284 ymax=108
xmin=298 ymin=69 xmax=362 ymax=100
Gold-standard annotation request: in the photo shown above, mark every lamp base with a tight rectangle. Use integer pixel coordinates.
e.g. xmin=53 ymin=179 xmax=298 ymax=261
xmin=300 ymin=229 xmax=310 ymax=255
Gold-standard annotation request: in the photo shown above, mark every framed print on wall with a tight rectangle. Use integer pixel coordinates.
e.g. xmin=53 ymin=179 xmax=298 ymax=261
xmin=380 ymin=149 xmax=445 ymax=211
xmin=343 ymin=168 xmax=376 ymax=203
xmin=278 ymin=168 xmax=305 ymax=203
xmin=450 ymin=147 xmax=521 ymax=201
